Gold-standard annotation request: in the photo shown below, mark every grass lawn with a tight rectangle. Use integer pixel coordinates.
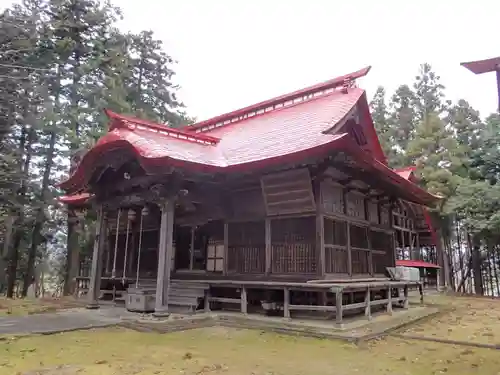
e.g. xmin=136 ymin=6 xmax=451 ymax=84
xmin=1 ymin=294 xmax=500 ymax=375
xmin=0 ymin=297 xmax=84 ymax=317
xmin=404 ymin=294 xmax=500 ymax=345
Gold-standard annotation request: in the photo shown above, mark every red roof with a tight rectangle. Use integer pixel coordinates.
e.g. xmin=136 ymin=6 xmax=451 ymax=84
xmin=59 ymin=67 xmax=438 ymax=206
xmin=59 ymin=193 xmax=91 ymax=205
xmin=396 ymin=259 xmax=441 ymax=269
xmin=394 ymin=166 xmax=416 ymax=181
xmin=461 ymin=56 xmax=500 ymax=74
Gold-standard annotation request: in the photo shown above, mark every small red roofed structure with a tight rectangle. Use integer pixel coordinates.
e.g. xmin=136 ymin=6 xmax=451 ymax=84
xmin=393 ymin=167 xmax=443 ymax=289
xmin=461 ymin=56 xmax=500 ymax=112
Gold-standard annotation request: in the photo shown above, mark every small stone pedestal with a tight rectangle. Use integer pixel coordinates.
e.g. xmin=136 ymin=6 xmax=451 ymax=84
xmin=126 ymin=287 xmax=156 ymax=313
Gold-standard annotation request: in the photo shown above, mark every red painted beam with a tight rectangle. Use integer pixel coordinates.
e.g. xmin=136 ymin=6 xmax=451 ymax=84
xmin=496 ymin=69 xmax=500 ymax=113
xmin=461 ymin=56 xmax=500 ymax=112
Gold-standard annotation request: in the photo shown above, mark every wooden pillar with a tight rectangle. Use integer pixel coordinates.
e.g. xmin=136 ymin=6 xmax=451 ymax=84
xmin=223 ymin=222 xmax=229 ymax=275
xmin=189 ymin=226 xmax=195 ymax=271
xmin=403 ymin=284 xmax=409 ymax=309
xmin=128 ymin=214 xmax=139 ymax=276
xmin=265 ymin=218 xmax=271 ymax=275
xmin=409 ymin=231 xmax=415 ymax=260
xmin=104 ymin=233 xmax=111 ymax=275
xmin=335 ymin=289 xmax=343 ymax=324
xmin=154 ymin=199 xmax=175 ymax=316
xmin=436 ymin=269 xmax=441 ymax=291
xmin=346 ymin=223 xmax=352 ymax=276
xmin=316 ymin=213 xmax=325 ymax=277
xmin=415 ymin=232 xmax=421 ymax=261
xmin=367 ymin=227 xmax=373 ymax=276
xmin=401 ymin=230 xmax=406 ymax=259
xmin=496 ymin=68 xmax=500 ymax=113
xmin=283 ymin=288 xmax=290 ymax=319
xmin=204 ymin=288 xmax=211 ymax=312
xmin=386 ymin=287 xmax=393 ymax=314
xmin=87 ymin=207 xmax=108 ymax=309
xmin=364 ymin=287 xmax=371 ymax=320
xmin=241 ymin=286 xmax=248 ymax=314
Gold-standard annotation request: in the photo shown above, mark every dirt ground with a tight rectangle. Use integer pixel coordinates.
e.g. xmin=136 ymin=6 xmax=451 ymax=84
xmin=0 ymin=297 xmax=84 ymax=317
xmin=1 ymin=294 xmax=499 ymax=375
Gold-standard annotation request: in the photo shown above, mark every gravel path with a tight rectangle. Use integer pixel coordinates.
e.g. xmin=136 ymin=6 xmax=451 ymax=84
xmin=0 ymin=307 xmax=129 ymax=335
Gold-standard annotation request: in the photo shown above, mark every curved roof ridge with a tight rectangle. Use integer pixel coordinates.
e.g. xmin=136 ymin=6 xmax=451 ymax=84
xmin=104 ymin=109 xmax=220 ymax=146
xmin=185 ymin=66 xmax=371 ymax=134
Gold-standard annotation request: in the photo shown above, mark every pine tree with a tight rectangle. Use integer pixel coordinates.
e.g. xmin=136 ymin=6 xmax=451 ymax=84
xmin=408 ymin=113 xmax=462 ymax=200
xmin=370 ymin=86 xmax=397 ymax=164
xmin=1 ymin=0 xmax=192 ymax=297
xmin=412 ymin=63 xmax=447 ymax=120
xmin=470 ymin=114 xmax=500 ymax=184
xmin=125 ymin=30 xmax=187 ymax=127
xmin=387 ymin=84 xmax=417 ymax=167
xmin=0 ymin=0 xmax=47 ymax=296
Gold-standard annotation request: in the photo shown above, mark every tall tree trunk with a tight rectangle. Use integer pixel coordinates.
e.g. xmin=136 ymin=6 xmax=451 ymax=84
xmin=471 ymin=235 xmax=484 ymax=295
xmin=22 ymin=128 xmax=57 ymax=297
xmin=5 ymin=126 xmax=34 ymax=298
xmin=457 ymin=255 xmax=472 ymax=293
xmin=492 ymin=245 xmax=500 ymax=296
xmin=486 ymin=240 xmax=494 ymax=296
xmin=456 ymin=220 xmax=465 ymax=292
xmin=0 ymin=216 xmax=14 ymax=293
xmin=465 ymin=232 xmax=474 ymax=293
xmin=64 ymin=37 xmax=82 ymax=295
xmin=64 ymin=212 xmax=81 ymax=295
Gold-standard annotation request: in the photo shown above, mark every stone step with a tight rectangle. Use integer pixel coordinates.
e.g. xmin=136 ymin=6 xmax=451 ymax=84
xmin=170 ymin=282 xmax=209 ymax=290
xmin=169 ymin=288 xmax=205 ymax=298
xmin=168 ymin=295 xmax=200 ymax=306
xmin=126 ymin=281 xmax=207 ymax=313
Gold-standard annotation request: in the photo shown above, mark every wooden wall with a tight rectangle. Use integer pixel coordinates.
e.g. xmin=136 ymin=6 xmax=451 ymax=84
xmin=319 ymin=176 xmax=395 ymax=278
xmin=89 ymin=165 xmax=427 ymax=282
xmin=227 ymin=221 xmax=266 ymax=274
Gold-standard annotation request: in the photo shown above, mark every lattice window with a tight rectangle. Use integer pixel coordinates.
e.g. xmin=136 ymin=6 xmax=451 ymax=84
xmin=352 ymin=249 xmax=370 ymax=274
xmin=370 ymin=230 xmax=392 ymax=251
xmin=393 ymin=208 xmax=415 ymax=230
xmin=271 ymin=217 xmax=316 ymax=274
xmin=325 ymin=248 xmax=348 ymax=273
xmin=324 ymin=218 xmax=348 ymax=274
xmin=349 ymin=224 xmax=368 ymax=249
xmin=367 ymin=200 xmax=379 ymax=224
xmin=227 ymin=221 xmax=265 ymax=273
xmin=372 ymin=251 xmax=391 ymax=274
xmin=206 ymin=240 xmax=224 ymax=272
xmin=324 ymin=218 xmax=347 ymax=247
xmin=370 ymin=230 xmax=394 ymax=274
xmin=346 ymin=192 xmax=366 ymax=219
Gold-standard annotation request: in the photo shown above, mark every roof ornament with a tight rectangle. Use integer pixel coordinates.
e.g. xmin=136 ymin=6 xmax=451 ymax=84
xmin=341 ymin=77 xmax=354 ymax=94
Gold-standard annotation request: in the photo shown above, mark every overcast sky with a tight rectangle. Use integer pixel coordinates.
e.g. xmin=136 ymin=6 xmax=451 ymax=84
xmin=2 ymin=0 xmax=499 ymax=121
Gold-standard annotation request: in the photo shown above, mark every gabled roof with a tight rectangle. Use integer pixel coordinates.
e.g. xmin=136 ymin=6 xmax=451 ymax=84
xmin=59 ymin=67 xmax=438 ymax=206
